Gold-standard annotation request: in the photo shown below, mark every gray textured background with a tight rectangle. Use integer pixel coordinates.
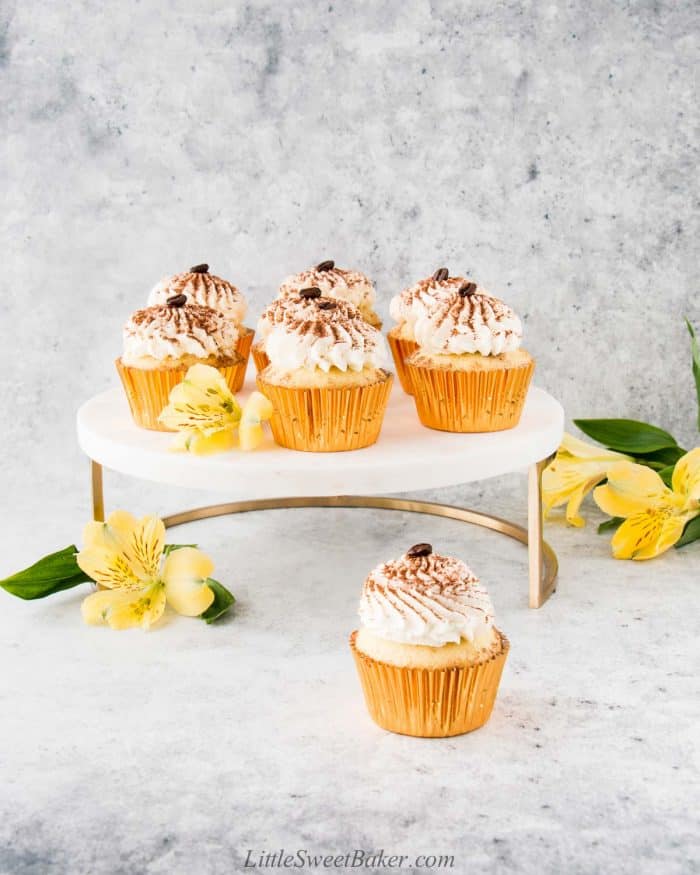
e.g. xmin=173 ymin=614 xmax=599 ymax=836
xmin=1 ymin=3 xmax=699 ymax=874
xmin=3 ymin=0 xmax=700 ymax=507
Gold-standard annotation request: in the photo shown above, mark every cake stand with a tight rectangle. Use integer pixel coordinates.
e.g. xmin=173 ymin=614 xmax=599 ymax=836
xmin=76 ymin=381 xmax=564 ymax=608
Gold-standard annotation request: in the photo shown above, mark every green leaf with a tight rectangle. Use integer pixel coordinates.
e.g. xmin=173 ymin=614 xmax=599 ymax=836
xmin=200 ymin=578 xmax=235 ymax=624
xmin=0 ymin=546 xmax=92 ymax=600
xmin=657 ymin=465 xmax=676 ymax=488
xmin=686 ymin=318 xmax=700 ymax=431
xmin=574 ymin=419 xmax=678 ymax=453
xmin=598 ymin=517 xmax=624 ymax=534
xmin=632 ymin=446 xmax=686 ymax=468
xmin=163 ymin=543 xmax=197 ymax=556
xmin=676 ymin=515 xmax=700 ymax=549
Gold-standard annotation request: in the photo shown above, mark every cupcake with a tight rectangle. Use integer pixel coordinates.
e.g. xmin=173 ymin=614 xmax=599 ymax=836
xmin=350 ymin=542 xmax=509 ymax=738
xmin=388 ymin=267 xmax=460 ymax=394
xmin=116 ymin=295 xmax=243 ymax=431
xmin=404 ymin=272 xmax=534 ymax=432
xmin=148 ymin=264 xmax=253 ymax=391
xmin=256 ymin=288 xmax=392 ymax=452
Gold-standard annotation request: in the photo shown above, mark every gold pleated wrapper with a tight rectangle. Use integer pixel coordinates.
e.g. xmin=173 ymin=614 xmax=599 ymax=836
xmin=256 ymin=371 xmax=393 ymax=452
xmin=232 ymin=326 xmax=255 ymax=393
xmin=115 ymin=356 xmax=244 ymax=432
xmin=350 ymin=630 xmax=509 ymax=738
xmin=406 ymin=355 xmax=535 ymax=433
xmin=387 ymin=328 xmax=418 ymax=395
xmin=251 ymin=344 xmax=270 ymax=374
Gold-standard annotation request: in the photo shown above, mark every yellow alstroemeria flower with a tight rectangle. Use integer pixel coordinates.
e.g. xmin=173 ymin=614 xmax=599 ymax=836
xmin=158 ymin=364 xmax=272 ymax=454
xmin=159 ymin=364 xmax=241 ymax=436
xmin=542 ymin=433 xmax=631 ymax=527
xmin=77 ymin=511 xmax=215 ymax=629
xmin=239 ymin=392 xmax=274 ymax=451
xmin=593 ymin=448 xmax=700 ymax=560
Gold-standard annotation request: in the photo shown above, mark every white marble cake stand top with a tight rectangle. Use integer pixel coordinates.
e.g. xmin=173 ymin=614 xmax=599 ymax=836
xmin=76 ymin=381 xmax=564 ymax=500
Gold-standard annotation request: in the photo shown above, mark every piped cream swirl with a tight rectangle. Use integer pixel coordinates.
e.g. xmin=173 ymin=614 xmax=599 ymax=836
xmin=358 ymin=551 xmax=495 ymax=647
xmin=122 ymin=304 xmax=239 ymax=365
xmin=390 ymin=275 xmax=462 ymax=326
xmin=279 ymin=266 xmax=378 ymax=323
xmin=148 ymin=270 xmax=247 ymax=324
xmin=394 ymin=276 xmax=523 ymax=356
xmin=257 ymin=294 xmax=388 ymax=373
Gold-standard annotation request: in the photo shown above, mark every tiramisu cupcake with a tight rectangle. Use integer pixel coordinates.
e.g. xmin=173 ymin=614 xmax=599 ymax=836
xmin=116 ymin=295 xmax=243 ymax=431
xmin=256 ymin=288 xmax=392 ymax=451
xmin=405 ymin=273 xmax=534 ymax=432
xmin=388 ymin=267 xmax=461 ymax=394
xmin=350 ymin=543 xmax=509 ymax=738
xmin=148 ymin=264 xmax=253 ymax=391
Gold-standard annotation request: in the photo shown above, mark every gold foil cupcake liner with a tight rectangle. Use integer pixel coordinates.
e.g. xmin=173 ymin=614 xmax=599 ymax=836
xmin=387 ymin=329 xmax=418 ymax=395
xmin=256 ymin=371 xmax=393 ymax=452
xmin=232 ymin=326 xmax=255 ymax=393
xmin=252 ymin=344 xmax=270 ymax=374
xmin=406 ymin=357 xmax=535 ymax=432
xmin=350 ymin=630 xmax=509 ymax=738
xmin=116 ymin=357 xmax=243 ymax=432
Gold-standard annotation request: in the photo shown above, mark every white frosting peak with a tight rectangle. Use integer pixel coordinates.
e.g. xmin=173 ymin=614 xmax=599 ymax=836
xmin=279 ymin=265 xmax=377 ymax=318
xmin=358 ymin=549 xmax=495 ymax=647
xmin=122 ymin=304 xmax=239 ymax=365
xmin=392 ymin=275 xmax=523 ymax=356
xmin=257 ymin=294 xmax=388 ymax=373
xmin=148 ymin=269 xmax=247 ymax=324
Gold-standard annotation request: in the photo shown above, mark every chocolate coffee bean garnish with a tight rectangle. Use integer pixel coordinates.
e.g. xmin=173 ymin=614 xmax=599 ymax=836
xmin=167 ymin=294 xmax=188 ymax=308
xmin=407 ymin=543 xmax=433 ymax=558
xmin=459 ymin=282 xmax=477 ymax=297
xmin=433 ymin=267 xmax=449 ymax=282
xmin=299 ymin=287 xmax=322 ymax=299
xmin=189 ymin=264 xmax=209 ymax=273
xmin=316 ymin=260 xmax=335 ymax=272
xmin=317 ymin=300 xmax=336 ymax=310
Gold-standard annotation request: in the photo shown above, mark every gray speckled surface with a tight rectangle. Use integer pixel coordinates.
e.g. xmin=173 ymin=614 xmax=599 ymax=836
xmin=2 ymin=1 xmax=699 ymax=873
xmin=0 ymin=485 xmax=698 ymax=875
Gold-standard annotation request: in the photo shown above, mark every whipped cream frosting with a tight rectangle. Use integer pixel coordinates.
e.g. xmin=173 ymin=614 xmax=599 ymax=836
xmin=358 ymin=547 xmax=495 ymax=648
xmin=148 ymin=267 xmax=247 ymax=324
xmin=279 ymin=263 xmax=377 ymax=316
xmin=122 ymin=304 xmax=239 ymax=365
xmin=393 ymin=274 xmax=522 ymax=356
xmin=257 ymin=293 xmax=388 ymax=373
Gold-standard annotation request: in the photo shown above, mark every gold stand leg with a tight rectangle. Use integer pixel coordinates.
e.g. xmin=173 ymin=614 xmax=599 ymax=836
xmin=528 ymin=458 xmax=557 ymax=607
xmin=91 ymin=461 xmax=104 ymax=522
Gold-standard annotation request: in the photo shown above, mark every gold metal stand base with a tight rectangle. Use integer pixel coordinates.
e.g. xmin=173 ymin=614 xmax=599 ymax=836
xmin=89 ymin=459 xmax=558 ymax=608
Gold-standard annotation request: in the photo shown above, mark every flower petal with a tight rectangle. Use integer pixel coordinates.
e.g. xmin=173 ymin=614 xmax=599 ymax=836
xmin=542 ymin=457 xmax=609 ymax=525
xmin=187 ymin=428 xmax=237 ymax=455
xmin=671 ymin=447 xmax=700 ymax=505
xmin=81 ymin=583 xmax=166 ymax=629
xmin=239 ymin=421 xmax=264 ymax=451
xmin=593 ymin=462 xmax=678 ymax=518
xmin=103 ymin=584 xmax=166 ymax=629
xmin=162 ymin=547 xmax=215 ymax=616
xmin=80 ymin=512 xmax=164 ymax=584
xmin=82 ymin=510 xmax=138 ymax=552
xmin=159 ymin=365 xmax=241 ymax=433
xmin=564 ymin=477 xmax=607 ymax=527
xmin=129 ymin=515 xmax=165 ymax=580
xmin=241 ymin=391 xmax=274 ymax=424
xmin=76 ymin=546 xmax=142 ymax=590
xmin=184 ymin=364 xmax=232 ymax=394
xmin=610 ymin=510 xmax=688 ymax=560
xmin=560 ymin=433 xmax=630 ymax=462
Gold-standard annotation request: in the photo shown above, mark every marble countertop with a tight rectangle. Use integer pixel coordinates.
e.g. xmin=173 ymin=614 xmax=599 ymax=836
xmin=0 ymin=475 xmax=696 ymax=875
